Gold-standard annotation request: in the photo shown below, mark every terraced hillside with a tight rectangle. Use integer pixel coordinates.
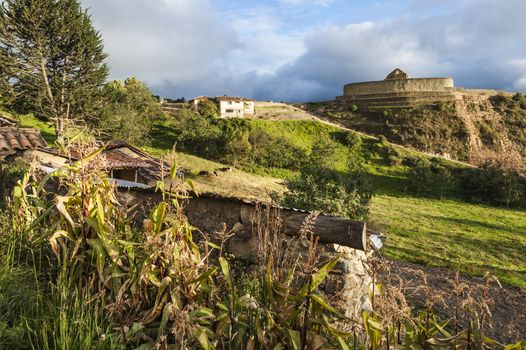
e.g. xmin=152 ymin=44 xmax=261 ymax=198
xmin=301 ymin=90 xmax=526 ymax=173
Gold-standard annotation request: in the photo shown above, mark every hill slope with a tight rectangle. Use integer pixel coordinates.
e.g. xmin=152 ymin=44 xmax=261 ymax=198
xmin=300 ymin=90 xmax=526 ymax=173
xmin=10 ymin=113 xmax=526 ymax=287
xmin=149 ymin=114 xmax=526 ymax=287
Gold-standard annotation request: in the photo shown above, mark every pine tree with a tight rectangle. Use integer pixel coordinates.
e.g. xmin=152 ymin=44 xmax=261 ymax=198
xmin=0 ymin=0 xmax=108 ymax=140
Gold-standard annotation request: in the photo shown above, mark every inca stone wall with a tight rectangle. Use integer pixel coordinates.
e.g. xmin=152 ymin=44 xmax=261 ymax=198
xmin=344 ymin=77 xmax=454 ymax=96
xmin=339 ymin=70 xmax=456 ymax=110
xmin=119 ymin=190 xmax=373 ymax=321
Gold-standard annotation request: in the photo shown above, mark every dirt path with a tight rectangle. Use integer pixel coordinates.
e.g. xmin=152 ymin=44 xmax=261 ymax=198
xmin=382 ymin=260 xmax=526 ymax=343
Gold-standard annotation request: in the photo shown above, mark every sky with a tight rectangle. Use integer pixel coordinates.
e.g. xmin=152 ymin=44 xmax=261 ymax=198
xmin=81 ymin=0 xmax=526 ymax=102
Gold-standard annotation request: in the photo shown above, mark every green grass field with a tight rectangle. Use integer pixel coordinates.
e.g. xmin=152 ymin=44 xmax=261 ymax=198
xmin=370 ymin=195 xmax=526 ymax=286
xmin=17 ymin=113 xmax=57 ymax=144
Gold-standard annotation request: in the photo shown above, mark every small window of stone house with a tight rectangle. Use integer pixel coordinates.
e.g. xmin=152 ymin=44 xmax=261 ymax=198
xmin=225 ymin=109 xmax=234 ymax=113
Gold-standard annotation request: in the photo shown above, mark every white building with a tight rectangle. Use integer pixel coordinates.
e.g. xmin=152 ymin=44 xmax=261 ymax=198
xmin=191 ymin=96 xmax=255 ymax=118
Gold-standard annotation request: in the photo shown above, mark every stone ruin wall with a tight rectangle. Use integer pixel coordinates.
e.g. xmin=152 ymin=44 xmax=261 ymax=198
xmin=339 ymin=77 xmax=457 ymax=110
xmin=344 ymin=77 xmax=454 ymax=96
xmin=183 ymin=196 xmax=372 ymax=319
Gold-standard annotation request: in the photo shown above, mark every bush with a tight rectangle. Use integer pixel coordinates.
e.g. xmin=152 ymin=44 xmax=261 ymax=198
xmin=408 ymin=158 xmax=457 ymax=198
xmin=275 ymin=164 xmax=373 ymax=220
xmin=460 ymin=164 xmax=525 ymax=207
xmin=386 ymin=146 xmax=403 ymax=166
xmin=197 ymin=99 xmax=219 ymax=118
xmin=248 ymin=128 xmax=305 ymax=169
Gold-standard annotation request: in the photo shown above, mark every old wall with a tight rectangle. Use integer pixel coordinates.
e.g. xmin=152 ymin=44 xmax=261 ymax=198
xmin=344 ymin=77 xmax=454 ymax=96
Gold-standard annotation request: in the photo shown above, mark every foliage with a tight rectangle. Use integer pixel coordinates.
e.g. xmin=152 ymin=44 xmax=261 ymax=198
xmin=460 ymin=164 xmax=525 ymax=207
xmin=275 ymin=140 xmax=373 ymax=220
xmin=409 ymin=158 xmax=458 ymax=198
xmin=197 ymin=99 xmax=219 ymax=118
xmin=97 ymin=78 xmax=164 ymax=145
xmin=0 ymin=0 xmax=108 ymax=140
xmin=0 ymin=144 xmax=353 ymax=348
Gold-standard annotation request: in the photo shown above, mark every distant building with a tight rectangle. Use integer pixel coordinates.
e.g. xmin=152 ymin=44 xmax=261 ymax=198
xmin=190 ymin=96 xmax=256 ymax=118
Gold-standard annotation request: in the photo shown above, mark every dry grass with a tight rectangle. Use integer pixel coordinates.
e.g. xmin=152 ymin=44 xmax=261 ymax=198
xmin=174 ymin=152 xmax=285 ymax=202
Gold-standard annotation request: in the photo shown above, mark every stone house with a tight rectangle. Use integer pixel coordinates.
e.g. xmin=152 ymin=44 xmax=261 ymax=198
xmin=190 ymin=96 xmax=255 ymax=118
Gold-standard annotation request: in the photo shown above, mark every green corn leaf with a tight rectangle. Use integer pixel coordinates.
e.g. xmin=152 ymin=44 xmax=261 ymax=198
xmin=219 ymin=257 xmax=231 ymax=284
xmin=298 ymin=255 xmax=340 ymax=298
xmin=170 ymin=161 xmax=177 ymax=180
xmin=195 ymin=327 xmax=211 ymax=350
xmin=336 ymin=336 xmax=350 ymax=350
xmin=310 ymin=293 xmax=344 ymax=318
xmin=186 ymin=178 xmax=198 ymax=195
xmin=505 ymin=340 xmax=526 ymax=349
xmin=72 ymin=146 xmax=104 ymax=168
xmin=287 ymin=329 xmax=301 ymax=350
xmin=188 ymin=267 xmax=218 ymax=285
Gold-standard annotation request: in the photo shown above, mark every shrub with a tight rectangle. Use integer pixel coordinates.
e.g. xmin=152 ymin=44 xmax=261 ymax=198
xmin=248 ymin=128 xmax=305 ymax=169
xmin=197 ymin=99 xmax=219 ymax=118
xmin=386 ymin=146 xmax=403 ymax=166
xmin=275 ymin=165 xmax=373 ymax=220
xmin=460 ymin=164 xmax=525 ymax=207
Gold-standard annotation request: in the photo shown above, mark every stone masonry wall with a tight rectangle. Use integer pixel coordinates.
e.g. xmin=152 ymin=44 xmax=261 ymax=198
xmin=344 ymin=78 xmax=454 ymax=96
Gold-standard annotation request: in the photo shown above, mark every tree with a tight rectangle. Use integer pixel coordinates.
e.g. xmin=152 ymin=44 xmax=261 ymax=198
xmin=0 ymin=0 xmax=108 ymax=140
xmin=197 ymin=99 xmax=219 ymax=118
xmin=275 ymin=165 xmax=373 ymax=220
xmin=97 ymin=78 xmax=164 ymax=145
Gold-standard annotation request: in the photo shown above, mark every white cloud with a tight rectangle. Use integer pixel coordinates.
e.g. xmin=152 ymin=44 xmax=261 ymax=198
xmin=82 ymin=0 xmax=238 ymax=85
xmin=81 ymin=0 xmax=526 ymax=101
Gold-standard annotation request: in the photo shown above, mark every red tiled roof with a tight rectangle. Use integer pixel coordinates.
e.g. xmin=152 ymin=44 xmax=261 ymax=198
xmin=0 ymin=127 xmax=48 ymax=159
xmin=214 ymin=96 xmax=255 ymax=102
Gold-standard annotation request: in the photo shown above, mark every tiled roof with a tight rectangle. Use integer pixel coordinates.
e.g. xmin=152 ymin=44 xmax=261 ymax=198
xmin=214 ymin=96 xmax=255 ymax=102
xmin=102 ymin=141 xmax=169 ymax=181
xmin=0 ymin=127 xmax=48 ymax=160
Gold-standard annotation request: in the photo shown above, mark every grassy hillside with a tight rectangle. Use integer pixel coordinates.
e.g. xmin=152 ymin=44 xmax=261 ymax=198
xmin=17 ymin=113 xmax=57 ymax=144
xmin=301 ymin=92 xmax=526 ymax=173
xmin=149 ymin=114 xmax=526 ymax=286
xmin=14 ymin=113 xmax=526 ymax=287
xmin=371 ymin=195 xmax=526 ymax=286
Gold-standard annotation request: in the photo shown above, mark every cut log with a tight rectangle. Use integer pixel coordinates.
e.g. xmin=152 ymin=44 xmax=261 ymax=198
xmin=240 ymin=204 xmax=367 ymax=251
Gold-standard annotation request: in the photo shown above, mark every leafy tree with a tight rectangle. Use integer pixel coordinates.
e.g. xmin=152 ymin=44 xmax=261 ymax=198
xmin=461 ymin=164 xmax=525 ymax=207
xmin=275 ymin=165 xmax=372 ymax=220
xmin=309 ymin=135 xmax=341 ymax=169
xmin=275 ymin=141 xmax=373 ymax=220
xmin=169 ymin=108 xmax=223 ymax=156
xmin=98 ymin=78 xmax=163 ymax=145
xmin=225 ymin=130 xmax=252 ymax=166
xmin=248 ymin=128 xmax=305 ymax=169
xmin=197 ymin=99 xmax=219 ymax=118
xmin=0 ymin=0 xmax=108 ymax=140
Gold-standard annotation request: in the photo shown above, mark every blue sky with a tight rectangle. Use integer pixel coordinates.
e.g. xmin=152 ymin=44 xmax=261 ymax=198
xmin=82 ymin=0 xmax=526 ymax=101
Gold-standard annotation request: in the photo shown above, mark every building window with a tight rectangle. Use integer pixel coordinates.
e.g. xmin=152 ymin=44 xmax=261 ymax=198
xmin=225 ymin=109 xmax=234 ymax=113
